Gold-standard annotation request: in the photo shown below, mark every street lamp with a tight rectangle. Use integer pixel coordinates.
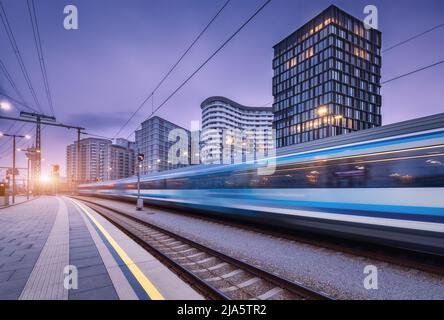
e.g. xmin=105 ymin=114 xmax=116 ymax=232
xmin=0 ymin=133 xmax=31 ymax=203
xmin=136 ymin=152 xmax=144 ymax=211
xmin=0 ymin=101 xmax=12 ymax=111
xmin=18 ymin=147 xmax=38 ymax=200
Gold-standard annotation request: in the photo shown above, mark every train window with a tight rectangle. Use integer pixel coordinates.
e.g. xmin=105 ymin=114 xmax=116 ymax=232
xmin=136 ymin=146 xmax=444 ymax=189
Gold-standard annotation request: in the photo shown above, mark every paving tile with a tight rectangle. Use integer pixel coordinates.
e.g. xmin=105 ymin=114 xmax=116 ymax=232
xmin=7 ymin=267 xmax=35 ymax=281
xmin=0 ymin=270 xmax=14 ymax=283
xmin=69 ymin=285 xmax=118 ymax=300
xmin=70 ymin=256 xmax=104 ymax=268
xmin=0 ymin=197 xmax=58 ymax=299
xmin=71 ymin=250 xmax=101 ymax=260
xmin=77 ymin=264 xmax=109 ymax=278
xmin=67 ymin=198 xmax=118 ymax=300
xmin=76 ymin=273 xmax=115 ymax=293
xmin=0 ymin=278 xmax=28 ymax=300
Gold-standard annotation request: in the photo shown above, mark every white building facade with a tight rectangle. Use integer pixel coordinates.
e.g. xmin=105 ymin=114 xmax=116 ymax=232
xmin=66 ymin=138 xmax=135 ymax=183
xmin=200 ymin=97 xmax=274 ymax=165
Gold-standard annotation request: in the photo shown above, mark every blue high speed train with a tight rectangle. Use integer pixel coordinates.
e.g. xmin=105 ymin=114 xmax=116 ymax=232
xmin=79 ymin=114 xmax=444 ymax=255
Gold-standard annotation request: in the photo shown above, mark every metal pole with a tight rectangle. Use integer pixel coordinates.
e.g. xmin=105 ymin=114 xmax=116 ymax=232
xmin=77 ymin=128 xmax=81 ymax=189
xmin=136 ymin=149 xmax=143 ymax=211
xmin=12 ymin=135 xmax=16 ymax=204
xmin=136 ymin=160 xmax=141 ymax=210
xmin=137 ymin=163 xmax=141 ymax=198
xmin=35 ymin=117 xmax=41 ymax=195
xmin=27 ymin=157 xmax=30 ymax=200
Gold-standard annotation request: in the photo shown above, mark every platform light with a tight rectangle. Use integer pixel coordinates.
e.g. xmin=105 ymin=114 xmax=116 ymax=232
xmin=0 ymin=101 xmax=11 ymax=111
xmin=25 ymin=134 xmax=31 ymax=139
xmin=39 ymin=175 xmax=51 ymax=183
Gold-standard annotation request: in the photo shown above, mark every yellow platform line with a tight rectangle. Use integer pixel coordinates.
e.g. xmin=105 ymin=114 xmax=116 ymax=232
xmin=70 ymin=198 xmax=165 ymax=300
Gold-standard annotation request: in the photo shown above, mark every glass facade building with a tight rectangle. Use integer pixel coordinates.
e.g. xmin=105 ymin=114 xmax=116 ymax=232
xmin=135 ymin=116 xmax=191 ymax=175
xmin=273 ymin=5 xmax=382 ymax=148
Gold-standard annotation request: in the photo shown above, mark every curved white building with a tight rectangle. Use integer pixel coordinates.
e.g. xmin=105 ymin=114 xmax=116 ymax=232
xmin=200 ymin=96 xmax=274 ymax=164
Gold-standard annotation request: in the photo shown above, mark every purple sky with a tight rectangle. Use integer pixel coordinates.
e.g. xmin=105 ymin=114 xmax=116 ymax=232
xmin=1 ymin=0 xmax=444 ymax=177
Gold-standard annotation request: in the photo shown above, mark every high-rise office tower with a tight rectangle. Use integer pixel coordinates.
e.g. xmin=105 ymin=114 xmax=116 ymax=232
xmin=66 ymin=138 xmax=112 ymax=183
xmin=273 ymin=5 xmax=381 ymax=148
xmin=135 ymin=116 xmax=191 ymax=175
xmin=109 ymin=139 xmax=136 ymax=180
xmin=66 ymin=138 xmax=135 ymax=183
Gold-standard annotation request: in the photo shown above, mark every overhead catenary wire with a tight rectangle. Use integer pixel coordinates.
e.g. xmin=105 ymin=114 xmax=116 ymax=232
xmin=26 ymin=0 xmax=55 ymax=116
xmin=0 ymin=122 xmax=29 ymax=156
xmin=0 ymin=0 xmax=43 ymax=113
xmin=82 ymin=132 xmax=115 ymax=140
xmin=113 ymin=0 xmax=232 ymax=139
xmin=0 ymin=58 xmax=37 ymax=112
xmin=383 ymin=22 xmax=444 ymax=53
xmin=0 ymin=91 xmax=36 ymax=112
xmin=126 ymin=0 xmax=273 ymax=139
xmin=382 ymin=59 xmax=444 ymax=85
xmin=0 ymin=123 xmax=42 ymax=160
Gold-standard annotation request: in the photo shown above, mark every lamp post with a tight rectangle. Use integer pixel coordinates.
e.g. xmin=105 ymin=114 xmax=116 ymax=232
xmin=0 ymin=133 xmax=31 ymax=203
xmin=136 ymin=151 xmax=144 ymax=211
xmin=18 ymin=147 xmax=39 ymax=200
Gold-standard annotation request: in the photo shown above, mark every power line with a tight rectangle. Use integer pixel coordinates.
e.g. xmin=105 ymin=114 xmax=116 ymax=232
xmin=259 ymin=101 xmax=273 ymax=107
xmin=0 ymin=91 xmax=37 ymax=113
xmin=383 ymin=22 xmax=444 ymax=53
xmin=126 ymin=0 xmax=273 ymax=139
xmin=0 ymin=58 xmax=37 ymax=112
xmin=0 ymin=0 xmax=42 ymax=112
xmin=27 ymin=0 xmax=55 ymax=116
xmin=382 ymin=59 xmax=444 ymax=85
xmin=83 ymin=132 xmax=115 ymax=140
xmin=0 ymin=122 xmax=29 ymax=157
xmin=113 ymin=0 xmax=232 ymax=139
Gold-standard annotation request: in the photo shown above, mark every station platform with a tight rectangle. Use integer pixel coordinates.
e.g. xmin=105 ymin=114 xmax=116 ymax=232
xmin=0 ymin=196 xmax=203 ymax=300
xmin=0 ymin=195 xmax=36 ymax=209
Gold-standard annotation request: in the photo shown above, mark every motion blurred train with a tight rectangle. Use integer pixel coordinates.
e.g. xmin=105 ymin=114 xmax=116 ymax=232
xmin=79 ymin=113 xmax=444 ymax=255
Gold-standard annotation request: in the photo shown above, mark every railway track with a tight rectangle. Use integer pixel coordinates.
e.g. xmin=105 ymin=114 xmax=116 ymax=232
xmin=72 ymin=197 xmax=332 ymax=301
xmin=74 ymin=196 xmax=444 ymax=278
